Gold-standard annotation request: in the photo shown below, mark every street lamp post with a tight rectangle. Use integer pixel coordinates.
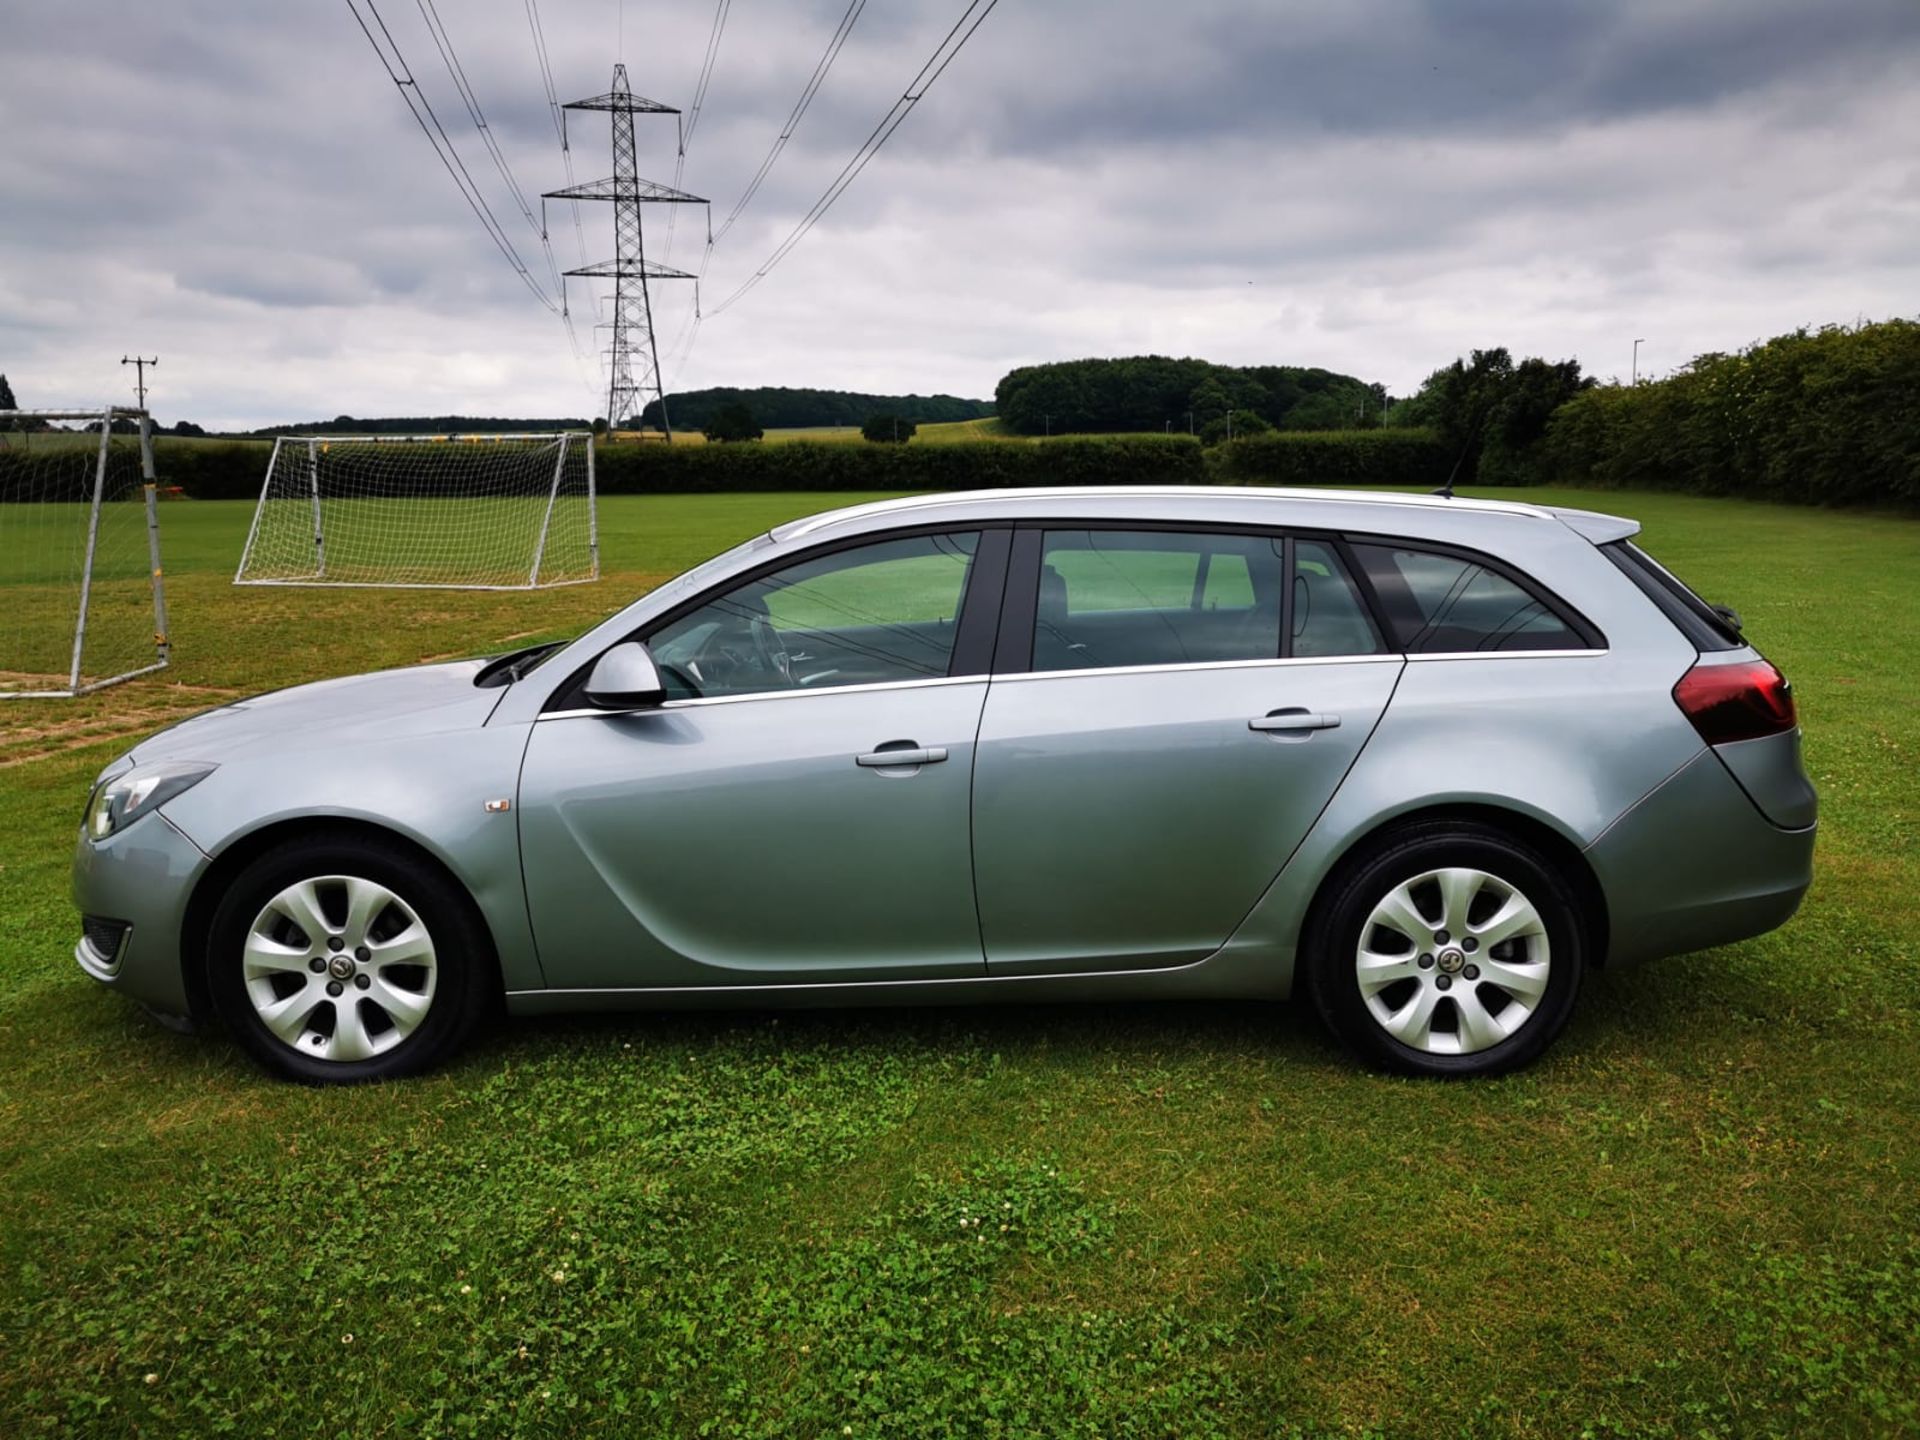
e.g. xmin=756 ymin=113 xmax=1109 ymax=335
xmin=1632 ymin=338 xmax=1646 ymax=386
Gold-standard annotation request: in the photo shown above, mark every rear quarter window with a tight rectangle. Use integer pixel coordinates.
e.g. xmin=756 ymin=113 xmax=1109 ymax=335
xmin=1349 ymin=542 xmax=1593 ymax=654
xmin=1600 ymin=541 xmax=1744 ymax=652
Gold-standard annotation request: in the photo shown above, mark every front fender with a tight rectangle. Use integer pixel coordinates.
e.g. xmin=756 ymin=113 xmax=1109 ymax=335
xmin=158 ymin=721 xmax=545 ymax=992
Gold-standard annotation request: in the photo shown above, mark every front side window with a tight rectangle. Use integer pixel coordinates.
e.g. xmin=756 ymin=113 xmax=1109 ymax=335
xmin=648 ymin=532 xmax=978 ymax=698
xmin=1033 ymin=530 xmax=1285 ymax=671
xmin=1350 ymin=542 xmax=1588 ymax=653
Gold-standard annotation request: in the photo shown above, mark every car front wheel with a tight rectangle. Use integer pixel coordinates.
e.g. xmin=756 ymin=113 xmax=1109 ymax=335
xmin=207 ymin=834 xmax=493 ymax=1083
xmin=1308 ymin=821 xmax=1586 ymax=1077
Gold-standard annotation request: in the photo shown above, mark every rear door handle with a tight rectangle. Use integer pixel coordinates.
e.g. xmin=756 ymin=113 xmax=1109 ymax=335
xmin=1249 ymin=709 xmax=1341 ymax=733
xmin=856 ymin=744 xmax=949 ymax=768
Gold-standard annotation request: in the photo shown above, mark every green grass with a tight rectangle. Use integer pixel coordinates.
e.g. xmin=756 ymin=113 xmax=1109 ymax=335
xmin=1 ymin=487 xmax=1917 ymax=1437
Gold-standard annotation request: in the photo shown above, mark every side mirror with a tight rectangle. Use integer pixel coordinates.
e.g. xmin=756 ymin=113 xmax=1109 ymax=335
xmin=584 ymin=641 xmax=666 ymax=709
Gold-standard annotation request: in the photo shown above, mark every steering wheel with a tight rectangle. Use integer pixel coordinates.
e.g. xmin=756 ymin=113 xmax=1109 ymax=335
xmin=748 ymin=611 xmax=792 ymax=686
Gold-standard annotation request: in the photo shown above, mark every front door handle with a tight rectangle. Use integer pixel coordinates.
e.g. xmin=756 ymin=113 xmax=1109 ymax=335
xmin=1249 ymin=708 xmax=1341 ymax=733
xmin=856 ymin=744 xmax=949 ymax=768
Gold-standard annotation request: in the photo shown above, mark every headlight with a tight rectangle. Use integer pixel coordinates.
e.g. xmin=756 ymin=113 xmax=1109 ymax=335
xmin=84 ymin=762 xmax=217 ymax=842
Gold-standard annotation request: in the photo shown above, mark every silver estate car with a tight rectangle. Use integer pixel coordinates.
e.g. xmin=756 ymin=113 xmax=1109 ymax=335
xmin=73 ymin=487 xmax=1816 ymax=1081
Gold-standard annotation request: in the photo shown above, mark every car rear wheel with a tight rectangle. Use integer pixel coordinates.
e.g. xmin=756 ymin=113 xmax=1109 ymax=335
xmin=207 ymin=834 xmax=493 ymax=1083
xmin=1307 ymin=821 xmax=1586 ymax=1076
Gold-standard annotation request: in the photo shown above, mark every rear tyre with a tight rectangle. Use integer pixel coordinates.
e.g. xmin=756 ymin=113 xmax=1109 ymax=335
xmin=207 ymin=834 xmax=494 ymax=1083
xmin=1306 ymin=821 xmax=1585 ymax=1077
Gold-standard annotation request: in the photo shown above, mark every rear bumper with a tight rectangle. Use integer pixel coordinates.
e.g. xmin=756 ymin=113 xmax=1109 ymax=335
xmin=70 ymin=812 xmax=209 ymax=1021
xmin=1588 ymin=747 xmax=1815 ymax=965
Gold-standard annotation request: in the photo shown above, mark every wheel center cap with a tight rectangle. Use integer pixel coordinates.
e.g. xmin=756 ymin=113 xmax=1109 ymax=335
xmin=328 ymin=955 xmax=355 ymax=981
xmin=1436 ymin=948 xmax=1466 ymax=975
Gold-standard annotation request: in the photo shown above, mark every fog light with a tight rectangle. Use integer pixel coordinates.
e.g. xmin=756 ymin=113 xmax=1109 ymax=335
xmin=81 ymin=915 xmax=130 ymax=966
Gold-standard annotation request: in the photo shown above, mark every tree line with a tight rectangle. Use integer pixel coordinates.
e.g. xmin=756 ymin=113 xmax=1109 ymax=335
xmin=994 ymin=356 xmax=1389 ymax=437
xmin=641 ymin=387 xmax=992 ymax=432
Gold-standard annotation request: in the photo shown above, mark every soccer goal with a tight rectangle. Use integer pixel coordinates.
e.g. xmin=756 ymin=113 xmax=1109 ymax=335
xmin=0 ymin=408 xmax=171 ymax=698
xmin=233 ymin=432 xmax=598 ymax=589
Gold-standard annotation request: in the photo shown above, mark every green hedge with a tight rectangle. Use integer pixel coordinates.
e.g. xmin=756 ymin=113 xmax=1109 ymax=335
xmin=112 ymin=434 xmax=1208 ymax=499
xmin=151 ymin=439 xmax=273 ymax=500
xmin=1542 ymin=319 xmax=1920 ymax=507
xmin=590 ymin=435 xmax=1207 ymax=494
xmin=1208 ymin=428 xmax=1452 ymax=489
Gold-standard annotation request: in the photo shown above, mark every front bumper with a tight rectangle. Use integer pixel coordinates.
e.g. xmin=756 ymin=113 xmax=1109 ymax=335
xmin=70 ymin=811 xmax=210 ymax=1021
xmin=1588 ymin=747 xmax=1816 ymax=965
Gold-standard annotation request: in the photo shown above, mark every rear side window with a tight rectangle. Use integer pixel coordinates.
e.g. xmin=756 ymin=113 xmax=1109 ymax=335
xmin=1032 ymin=530 xmax=1285 ymax=671
xmin=1350 ymin=542 xmax=1591 ymax=653
xmin=1601 ymin=541 xmax=1743 ymax=652
xmin=1292 ymin=540 xmax=1386 ymax=657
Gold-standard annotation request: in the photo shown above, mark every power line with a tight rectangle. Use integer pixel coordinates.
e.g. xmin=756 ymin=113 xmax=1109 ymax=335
xmin=344 ymin=0 xmax=559 ymax=314
xmin=663 ymin=0 xmax=731 ymax=266
xmin=659 ymin=0 xmax=875 ymax=387
xmin=712 ymin=0 xmax=867 ymax=253
xmin=704 ymin=0 xmax=1003 ymax=318
xmin=526 ymin=0 xmax=595 ymax=283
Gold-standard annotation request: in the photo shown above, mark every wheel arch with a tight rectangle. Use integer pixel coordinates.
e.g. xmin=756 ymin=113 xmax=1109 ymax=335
xmin=1297 ymin=802 xmax=1611 ymax=970
xmin=179 ymin=816 xmax=507 ymax=1023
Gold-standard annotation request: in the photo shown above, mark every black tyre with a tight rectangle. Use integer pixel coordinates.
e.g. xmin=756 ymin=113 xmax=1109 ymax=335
xmin=1305 ymin=820 xmax=1586 ymax=1077
xmin=207 ymin=833 xmax=495 ymax=1083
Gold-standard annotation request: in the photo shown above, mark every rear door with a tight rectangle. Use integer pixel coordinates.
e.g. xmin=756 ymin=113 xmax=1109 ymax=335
xmin=971 ymin=528 xmax=1402 ymax=974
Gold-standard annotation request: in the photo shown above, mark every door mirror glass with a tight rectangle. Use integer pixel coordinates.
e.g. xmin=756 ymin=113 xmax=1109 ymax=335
xmin=585 ymin=641 xmax=666 ymax=708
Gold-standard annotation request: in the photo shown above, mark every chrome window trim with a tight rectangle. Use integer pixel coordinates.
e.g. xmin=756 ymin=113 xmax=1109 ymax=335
xmin=538 ymin=672 xmax=985 ymax=720
xmin=989 ymin=654 xmax=1401 ymax=685
xmin=537 ymin=649 xmax=1609 ymax=717
xmin=1405 ymin=648 xmax=1609 ymax=662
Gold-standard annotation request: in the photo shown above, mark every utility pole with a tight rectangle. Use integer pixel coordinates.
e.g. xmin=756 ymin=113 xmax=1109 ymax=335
xmin=1043 ymin=414 xmax=1052 ymax=437
xmin=1632 ymin=338 xmax=1645 ymax=386
xmin=547 ymin=66 xmax=706 ymax=439
xmin=121 ymin=355 xmax=158 ymax=410
xmin=1186 ymin=411 xmax=1194 ymax=435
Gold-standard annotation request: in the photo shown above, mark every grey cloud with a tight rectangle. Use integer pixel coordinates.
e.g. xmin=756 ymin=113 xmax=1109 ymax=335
xmin=0 ymin=1 xmax=1915 ymax=428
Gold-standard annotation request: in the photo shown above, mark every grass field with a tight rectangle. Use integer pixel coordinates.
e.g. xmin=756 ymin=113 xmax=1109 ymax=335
xmin=1 ymin=488 xmax=1916 ymax=1437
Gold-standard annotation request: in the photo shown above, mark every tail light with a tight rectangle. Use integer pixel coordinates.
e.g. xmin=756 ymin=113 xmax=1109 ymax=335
xmin=1673 ymin=659 xmax=1796 ymax=745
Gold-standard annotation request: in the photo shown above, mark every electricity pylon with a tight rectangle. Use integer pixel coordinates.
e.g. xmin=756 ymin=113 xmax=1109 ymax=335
xmin=547 ymin=65 xmax=706 ymax=437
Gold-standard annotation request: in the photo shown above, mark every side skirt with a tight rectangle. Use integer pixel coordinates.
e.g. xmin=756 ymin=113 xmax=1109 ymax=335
xmin=503 ymin=939 xmax=1293 ymax=1016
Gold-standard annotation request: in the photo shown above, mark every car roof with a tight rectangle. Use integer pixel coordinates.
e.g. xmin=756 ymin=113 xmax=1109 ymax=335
xmin=770 ymin=486 xmax=1639 ymax=546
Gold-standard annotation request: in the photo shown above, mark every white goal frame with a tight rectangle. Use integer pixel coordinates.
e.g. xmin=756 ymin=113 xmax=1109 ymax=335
xmin=0 ymin=407 xmax=171 ymax=699
xmin=232 ymin=431 xmax=599 ymax=591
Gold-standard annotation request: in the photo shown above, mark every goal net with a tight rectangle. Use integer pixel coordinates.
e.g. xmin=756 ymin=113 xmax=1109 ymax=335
xmin=233 ymin=432 xmax=597 ymax=589
xmin=0 ymin=409 xmax=171 ymax=698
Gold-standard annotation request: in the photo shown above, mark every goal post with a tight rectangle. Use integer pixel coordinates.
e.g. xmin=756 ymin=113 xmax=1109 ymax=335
xmin=233 ymin=432 xmax=598 ymax=590
xmin=0 ymin=407 xmax=171 ymax=698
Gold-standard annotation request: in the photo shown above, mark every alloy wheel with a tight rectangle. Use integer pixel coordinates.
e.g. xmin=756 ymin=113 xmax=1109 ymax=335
xmin=241 ymin=874 xmax=438 ymax=1062
xmin=1354 ymin=866 xmax=1551 ymax=1056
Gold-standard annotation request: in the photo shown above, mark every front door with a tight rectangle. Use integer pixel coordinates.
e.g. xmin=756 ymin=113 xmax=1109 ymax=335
xmin=971 ymin=528 xmax=1403 ymax=973
xmin=519 ymin=529 xmax=1000 ymax=990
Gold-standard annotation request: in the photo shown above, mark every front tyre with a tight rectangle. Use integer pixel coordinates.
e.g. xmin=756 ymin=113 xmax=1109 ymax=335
xmin=1307 ymin=822 xmax=1586 ymax=1077
xmin=207 ymin=835 xmax=494 ymax=1083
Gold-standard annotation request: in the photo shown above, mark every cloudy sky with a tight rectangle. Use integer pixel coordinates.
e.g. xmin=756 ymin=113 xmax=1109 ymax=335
xmin=2 ymin=0 xmax=1915 ymax=430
